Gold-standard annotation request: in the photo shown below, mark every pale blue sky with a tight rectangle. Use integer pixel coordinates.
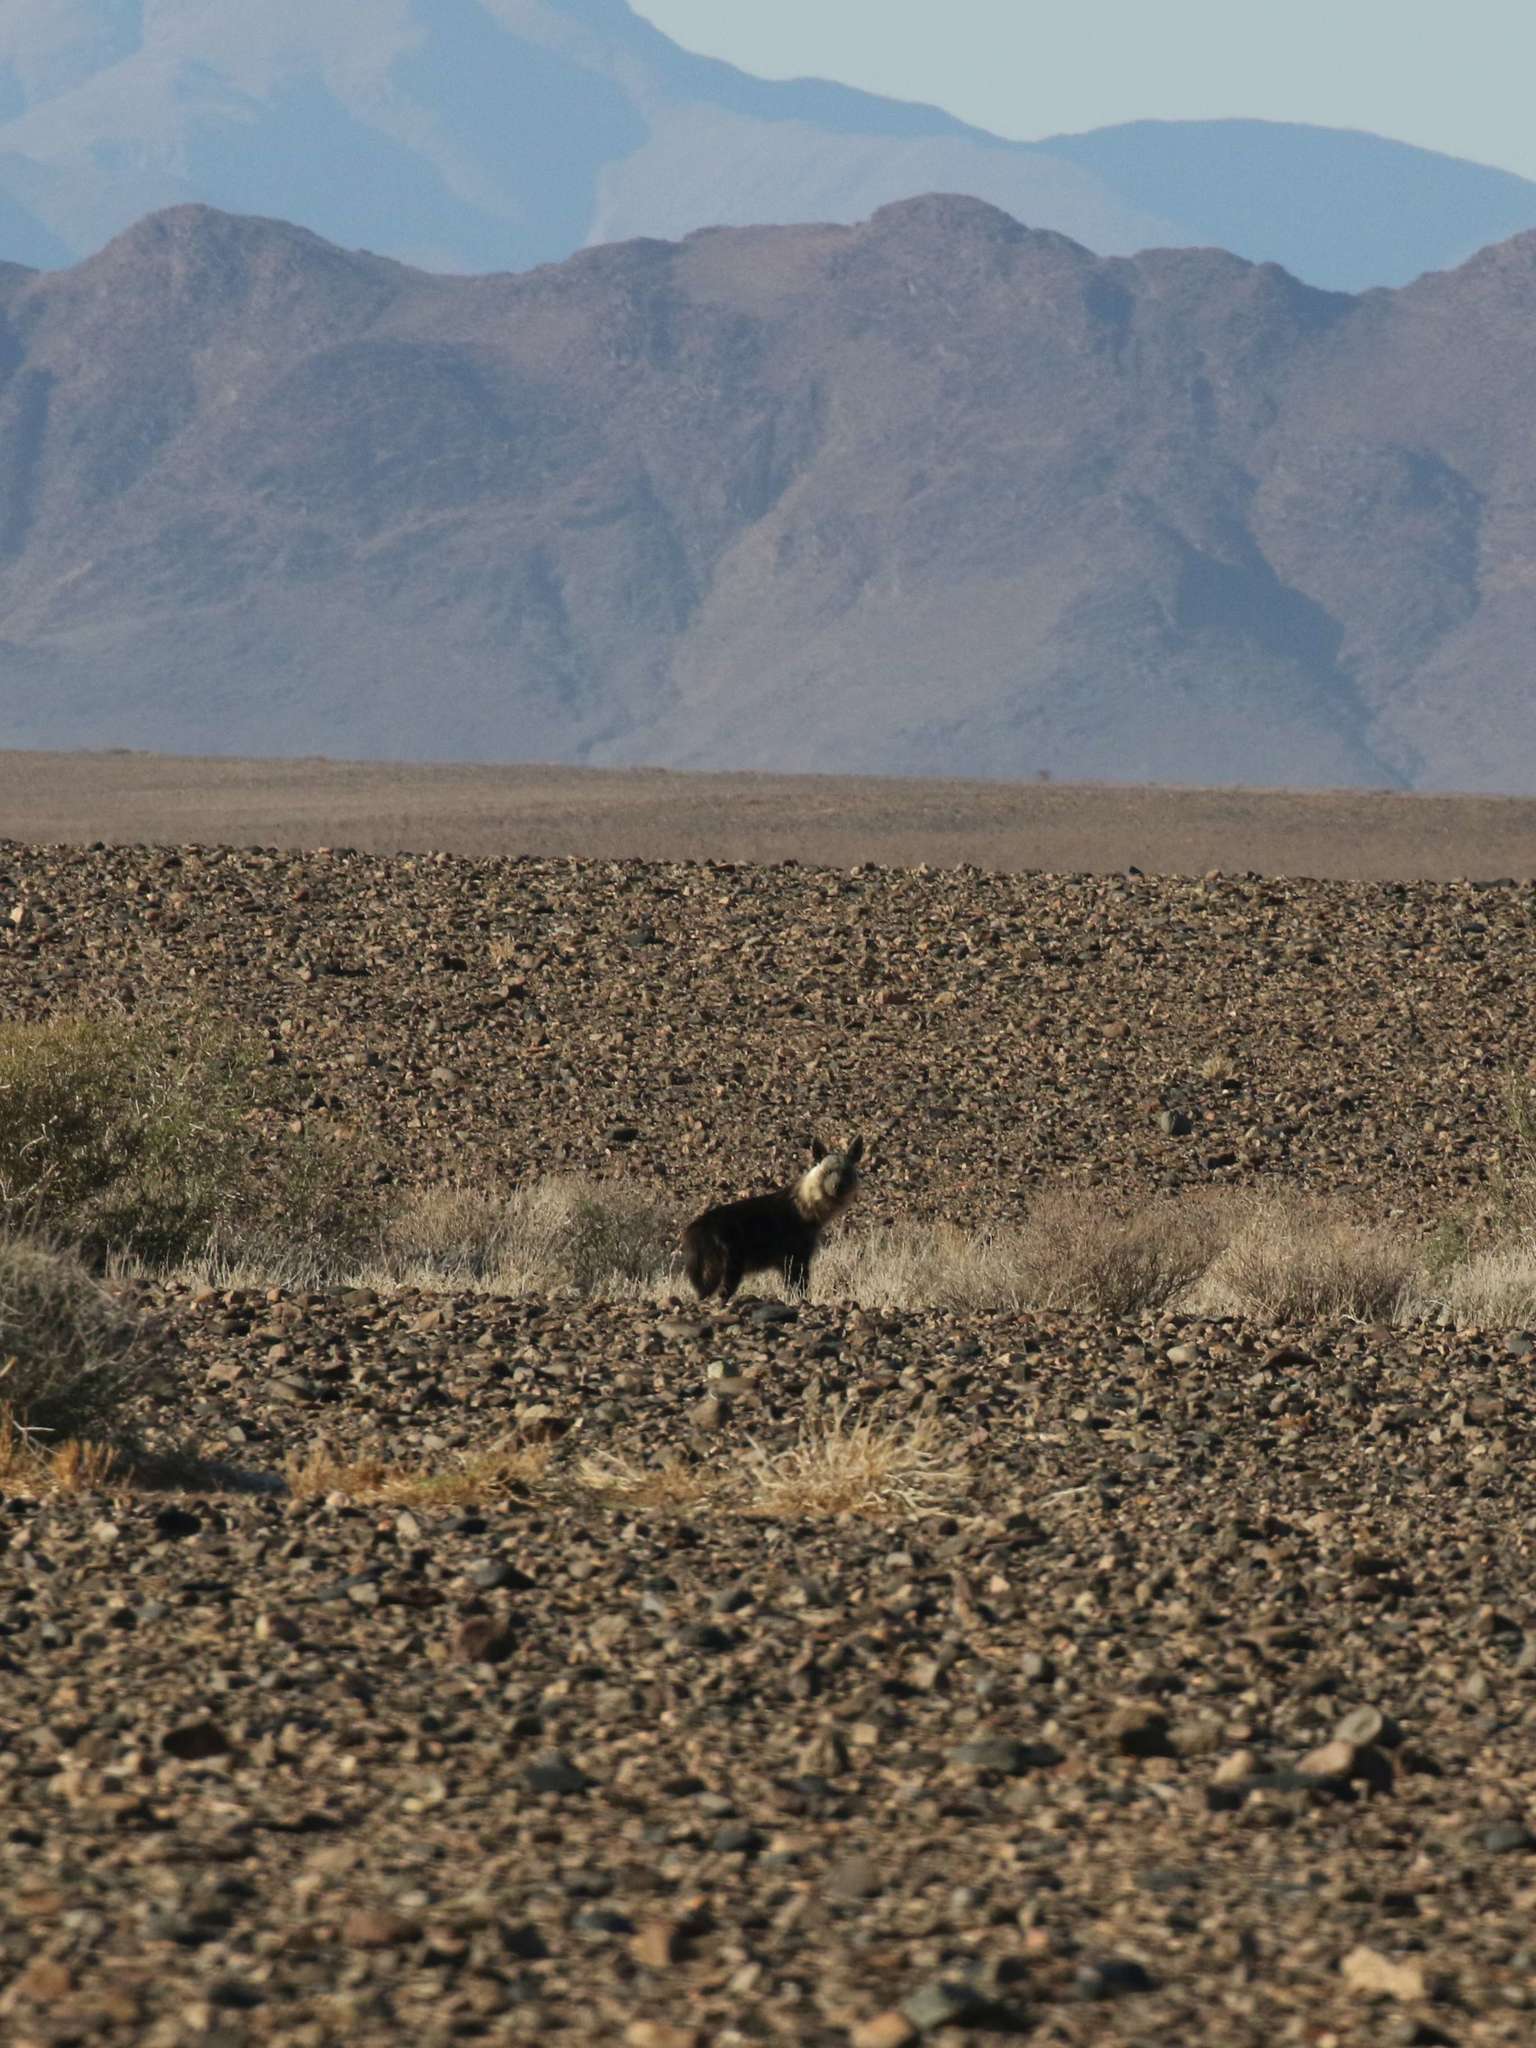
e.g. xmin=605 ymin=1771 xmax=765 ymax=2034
xmin=637 ymin=1 xmax=1536 ymax=183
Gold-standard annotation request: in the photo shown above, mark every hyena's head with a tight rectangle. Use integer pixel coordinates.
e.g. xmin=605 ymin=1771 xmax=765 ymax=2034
xmin=795 ymin=1134 xmax=865 ymax=1223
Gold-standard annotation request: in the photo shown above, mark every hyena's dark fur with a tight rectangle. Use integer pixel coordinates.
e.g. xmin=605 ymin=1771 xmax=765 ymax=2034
xmin=681 ymin=1137 xmax=864 ymax=1303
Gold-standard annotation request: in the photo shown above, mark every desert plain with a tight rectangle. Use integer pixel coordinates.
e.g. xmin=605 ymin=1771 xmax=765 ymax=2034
xmin=1 ymin=759 xmax=1535 ymax=2047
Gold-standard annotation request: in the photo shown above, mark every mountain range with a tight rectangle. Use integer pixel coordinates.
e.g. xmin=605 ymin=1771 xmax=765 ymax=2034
xmin=2 ymin=1 xmax=1536 ymax=293
xmin=3 ymin=196 xmax=1536 ymax=791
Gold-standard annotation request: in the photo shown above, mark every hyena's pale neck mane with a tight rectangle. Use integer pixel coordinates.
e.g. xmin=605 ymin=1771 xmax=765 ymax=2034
xmin=793 ymin=1156 xmax=856 ymax=1226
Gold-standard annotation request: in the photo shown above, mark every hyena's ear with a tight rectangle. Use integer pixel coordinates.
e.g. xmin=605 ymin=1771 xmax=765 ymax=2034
xmin=808 ymin=1135 xmax=828 ymax=1163
xmin=846 ymin=1135 xmax=865 ymax=1165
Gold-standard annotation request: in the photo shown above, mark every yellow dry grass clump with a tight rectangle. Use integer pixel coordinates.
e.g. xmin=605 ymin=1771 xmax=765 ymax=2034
xmin=1189 ymin=1193 xmax=1415 ymax=1323
xmin=576 ymin=1402 xmax=967 ymax=1522
xmin=285 ymin=1436 xmax=555 ymax=1507
xmin=0 ymin=1408 xmax=123 ymax=1497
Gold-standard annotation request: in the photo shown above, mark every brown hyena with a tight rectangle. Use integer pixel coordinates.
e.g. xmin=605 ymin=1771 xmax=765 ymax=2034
xmin=680 ymin=1137 xmax=864 ymax=1303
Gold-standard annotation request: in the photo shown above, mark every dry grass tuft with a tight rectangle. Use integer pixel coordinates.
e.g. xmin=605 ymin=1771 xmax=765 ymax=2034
xmin=0 ymin=1235 xmax=154 ymax=1436
xmin=804 ymin=1221 xmax=1034 ymax=1312
xmin=1016 ymin=1189 xmax=1225 ymax=1318
xmin=1191 ymin=1193 xmax=1415 ymax=1323
xmin=1409 ymin=1237 xmax=1536 ymax=1330
xmin=285 ymin=1436 xmax=556 ymax=1507
xmin=738 ymin=1401 xmax=968 ymax=1520
xmin=371 ymin=1176 xmax=676 ymax=1297
xmin=0 ymin=1408 xmax=125 ymax=1496
xmin=572 ymin=1451 xmax=722 ymax=1513
xmin=575 ymin=1403 xmax=968 ymax=1522
xmin=801 ymin=1193 xmax=1219 ymax=1316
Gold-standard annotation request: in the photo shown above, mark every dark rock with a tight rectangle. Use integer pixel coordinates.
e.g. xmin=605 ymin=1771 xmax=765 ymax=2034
xmin=524 ymin=1753 xmax=592 ymax=1796
xmin=161 ymin=1719 xmax=233 ymax=1762
xmin=152 ymin=1506 xmax=203 ymax=1539
xmin=1105 ymin=1703 xmax=1175 ymax=1758
xmin=1077 ymin=1957 xmax=1155 ymax=1999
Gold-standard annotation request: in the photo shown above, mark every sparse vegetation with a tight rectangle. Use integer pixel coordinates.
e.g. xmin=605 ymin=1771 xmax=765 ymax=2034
xmin=284 ymin=1436 xmax=557 ymax=1507
xmin=759 ymin=1190 xmax=1223 ymax=1317
xmin=1408 ymin=1236 xmax=1536 ymax=1330
xmin=1014 ymin=1189 xmax=1227 ymax=1318
xmin=738 ymin=1400 xmax=967 ymax=1520
xmin=371 ymin=1176 xmax=677 ymax=1296
xmin=572 ymin=1450 xmax=724 ymax=1514
xmin=0 ymin=1235 xmax=154 ymax=1438
xmin=576 ymin=1402 xmax=967 ymax=1522
xmin=0 ymin=1006 xmax=370 ymax=1273
xmin=1190 ymin=1193 xmax=1415 ymax=1323
xmin=0 ymin=1411 xmax=125 ymax=1498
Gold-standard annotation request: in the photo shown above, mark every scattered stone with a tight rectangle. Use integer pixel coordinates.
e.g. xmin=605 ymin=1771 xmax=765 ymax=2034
xmin=1105 ymin=1703 xmax=1175 ymax=1758
xmin=1296 ymin=1738 xmax=1359 ymax=1783
xmin=1077 ymin=1956 xmax=1156 ymax=1999
xmin=524 ymin=1752 xmax=592 ymax=1796
xmin=161 ymin=1719 xmax=233 ymax=1762
xmin=624 ymin=2025 xmax=700 ymax=2048
xmin=947 ymin=1737 xmax=1062 ymax=1774
xmin=631 ymin=1920 xmax=691 ymax=1969
xmin=468 ymin=1558 xmax=535 ymax=1592
xmin=1477 ymin=1820 xmax=1536 ymax=1855
xmin=152 ymin=1506 xmax=203 ymax=1539
xmin=1335 ymin=1704 xmax=1400 ymax=1749
xmin=454 ymin=1616 xmax=517 ymax=1664
xmin=343 ymin=1909 xmax=420 ymax=1950
xmin=825 ymin=1853 xmax=884 ymax=1900
xmin=1341 ymin=1946 xmax=1429 ymax=2002
xmin=900 ymin=1980 xmax=992 ymax=2031
xmin=850 ymin=2013 xmax=920 ymax=2048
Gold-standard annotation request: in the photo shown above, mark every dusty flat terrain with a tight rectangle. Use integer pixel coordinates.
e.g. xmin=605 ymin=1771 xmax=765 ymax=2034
xmin=6 ymin=750 xmax=1536 ymax=880
xmin=3 ymin=838 xmax=1536 ymax=2044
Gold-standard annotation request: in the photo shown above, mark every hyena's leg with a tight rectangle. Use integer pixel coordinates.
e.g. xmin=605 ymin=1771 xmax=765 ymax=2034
xmin=718 ymin=1253 xmax=745 ymax=1303
xmin=683 ymin=1233 xmax=722 ymax=1299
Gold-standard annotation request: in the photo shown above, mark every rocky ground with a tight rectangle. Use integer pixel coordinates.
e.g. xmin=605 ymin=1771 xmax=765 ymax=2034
xmin=2 ymin=838 xmax=1536 ymax=2045
xmin=2 ymin=838 xmax=1534 ymax=1224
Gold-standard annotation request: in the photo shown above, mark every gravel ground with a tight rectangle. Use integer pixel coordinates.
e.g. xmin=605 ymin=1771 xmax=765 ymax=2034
xmin=2 ymin=839 xmax=1534 ymax=1223
xmin=2 ymin=839 xmax=1536 ymax=2045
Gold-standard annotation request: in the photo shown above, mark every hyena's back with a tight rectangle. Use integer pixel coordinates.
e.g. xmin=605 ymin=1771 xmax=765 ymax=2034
xmin=681 ymin=1192 xmax=814 ymax=1301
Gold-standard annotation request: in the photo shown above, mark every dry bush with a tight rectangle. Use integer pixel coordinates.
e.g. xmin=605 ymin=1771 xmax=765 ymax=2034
xmin=1015 ymin=1189 xmax=1225 ymax=1317
xmin=1491 ymin=1073 xmax=1536 ymax=1230
xmin=373 ymin=1176 xmax=676 ymax=1297
xmin=285 ymin=1436 xmax=555 ymax=1507
xmin=572 ymin=1450 xmax=722 ymax=1513
xmin=576 ymin=1403 xmax=967 ymax=1522
xmin=0 ymin=1005 xmax=371 ymax=1272
xmin=1407 ymin=1238 xmax=1536 ymax=1330
xmin=0 ymin=1412 xmax=124 ymax=1497
xmin=1190 ymin=1193 xmax=1415 ymax=1323
xmin=738 ymin=1401 xmax=967 ymax=1520
xmin=805 ymin=1193 xmax=1219 ymax=1316
xmin=0 ymin=1235 xmax=154 ymax=1437
xmin=805 ymin=1220 xmax=1035 ymax=1311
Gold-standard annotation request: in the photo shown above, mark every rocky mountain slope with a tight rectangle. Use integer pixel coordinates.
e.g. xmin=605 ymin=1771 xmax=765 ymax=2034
xmin=4 ymin=199 xmax=1536 ymax=789
xmin=1 ymin=0 xmax=1534 ymax=291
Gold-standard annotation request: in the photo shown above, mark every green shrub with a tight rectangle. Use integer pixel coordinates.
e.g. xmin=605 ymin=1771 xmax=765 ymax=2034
xmin=0 ymin=1236 xmax=153 ymax=1438
xmin=0 ymin=1007 xmax=369 ymax=1271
